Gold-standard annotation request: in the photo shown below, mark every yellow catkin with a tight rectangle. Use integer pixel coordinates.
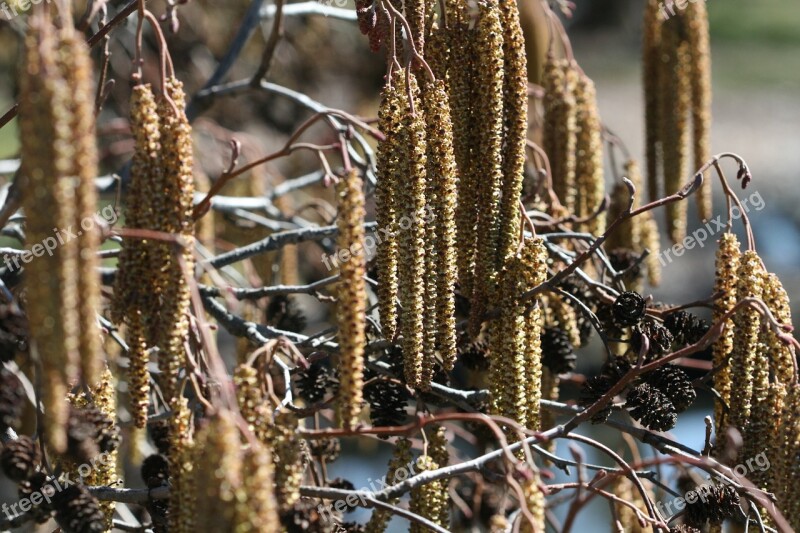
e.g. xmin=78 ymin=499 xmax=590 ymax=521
xmin=450 ymin=26 xmax=480 ymax=298
xmin=427 ymin=426 xmax=451 ymax=526
xmin=422 ymin=80 xmax=458 ymax=371
xmin=574 ymin=76 xmax=606 ymax=236
xmin=19 ymin=15 xmax=79 ymax=453
xmin=421 ymin=81 xmax=440 ymax=383
xmin=270 ymin=411 xmax=304 ymax=510
xmin=57 ymin=28 xmax=104 ymax=387
xmin=727 ymin=250 xmax=765 ymax=433
xmin=375 ymin=71 xmax=405 ymax=341
xmin=154 ymin=78 xmax=195 ymax=406
xmin=397 ymin=72 xmax=429 ymax=389
xmin=234 ymin=364 xmax=263 ymax=432
xmin=469 ymin=0 xmax=506 ymax=338
xmin=235 ymin=442 xmax=280 ymax=532
xmin=496 ymin=0 xmax=529 ymax=269
xmin=764 ymin=274 xmax=795 ymax=385
xmin=660 ymin=18 xmax=691 ymax=244
xmin=776 ymin=385 xmax=800 ymax=526
xmin=365 ymin=437 xmax=413 ymax=533
xmin=335 ymin=169 xmax=367 ymax=428
xmin=522 ymin=240 xmax=548 ymax=430
xmin=643 ymin=0 xmax=663 ymax=203
xmin=611 ymin=477 xmax=650 ymax=533
xmin=711 ymin=233 xmax=741 ymax=436
xmin=114 ymin=84 xmax=161 ymax=427
xmin=519 ymin=471 xmax=546 ymax=533
xmin=686 ymin=0 xmax=712 ymax=220
xmin=169 ymin=398 xmax=195 ymax=533
xmin=540 ymin=367 xmax=559 ymax=436
xmin=543 ymin=57 xmax=578 ymax=213
xmin=546 ymin=294 xmax=581 ymax=349
xmin=761 ymin=382 xmax=787 ymax=496
xmin=409 ymin=455 xmax=446 ymax=533
xmin=405 ymin=0 xmax=425 ymax=58
xmin=194 ymin=411 xmax=242 ymax=531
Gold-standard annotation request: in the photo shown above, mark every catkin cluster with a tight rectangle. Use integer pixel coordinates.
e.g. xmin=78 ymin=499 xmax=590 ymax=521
xmin=409 ymin=455 xmax=448 ymax=532
xmin=18 ymin=15 xmax=105 ymax=453
xmin=365 ymin=437 xmax=413 ymax=532
xmin=643 ymin=0 xmax=712 ymax=242
xmin=113 ymin=77 xmax=196 ymax=423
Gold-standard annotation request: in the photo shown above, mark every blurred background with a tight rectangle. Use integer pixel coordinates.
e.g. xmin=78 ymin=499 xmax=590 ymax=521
xmin=0 ymin=0 xmax=798 ymax=530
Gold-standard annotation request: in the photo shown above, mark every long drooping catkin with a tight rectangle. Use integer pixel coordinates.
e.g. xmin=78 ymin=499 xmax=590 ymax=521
xmin=523 ymin=240 xmax=547 ymax=430
xmin=365 ymin=437 xmax=413 ymax=533
xmin=375 ymin=71 xmax=405 ymax=341
xmin=114 ymin=84 xmax=161 ymax=427
xmin=57 ymin=29 xmax=104 ymax=387
xmin=397 ymin=72 xmax=428 ymax=389
xmin=409 ymin=455 xmax=447 ymax=533
xmin=777 ymin=384 xmax=800 ymax=527
xmin=711 ymin=233 xmax=740 ymax=434
xmin=496 ymin=0 xmax=528 ymax=269
xmin=727 ymin=250 xmax=765 ymax=432
xmin=764 ymin=274 xmax=795 ymax=385
xmin=335 ymin=169 xmax=367 ymax=428
xmin=236 ymin=442 xmax=279 ymax=532
xmin=643 ymin=0 xmax=663 ymax=203
xmin=421 ymin=82 xmax=440 ymax=384
xmin=519 ymin=471 xmax=546 ymax=533
xmin=154 ymin=78 xmax=195 ymax=406
xmin=194 ymin=411 xmax=242 ymax=531
xmin=686 ymin=0 xmax=712 ymax=220
xmin=660 ymin=18 xmax=691 ymax=244
xmin=543 ymin=56 xmax=578 ymax=212
xmin=449 ymin=26 xmax=479 ymax=296
xmin=169 ymin=398 xmax=195 ymax=533
xmin=574 ymin=76 xmax=606 ymax=236
xmin=422 ymin=80 xmax=458 ymax=371
xmin=469 ymin=0 xmax=505 ymax=338
xmin=19 ymin=16 xmax=79 ymax=453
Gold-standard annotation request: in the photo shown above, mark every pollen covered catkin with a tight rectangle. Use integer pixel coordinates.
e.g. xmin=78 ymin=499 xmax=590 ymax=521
xmin=519 ymin=471 xmax=546 ymax=533
xmin=409 ymin=455 xmax=447 ymax=532
xmin=686 ymin=0 xmax=712 ymax=220
xmin=422 ymin=80 xmax=458 ymax=371
xmin=365 ymin=437 xmax=413 ymax=533
xmin=57 ymin=28 xmax=104 ymax=387
xmin=469 ymin=0 xmax=506 ymax=338
xmin=334 ymin=169 xmax=367 ymax=428
xmin=496 ymin=0 xmax=529 ymax=269
xmin=154 ymin=78 xmax=195 ymax=406
xmin=764 ymin=273 xmax=795 ymax=385
xmin=169 ymin=398 xmax=196 ymax=533
xmin=375 ymin=71 xmax=405 ymax=341
xmin=711 ymin=233 xmax=740 ymax=434
xmin=660 ymin=19 xmax=691 ymax=244
xmin=19 ymin=15 xmax=80 ymax=453
xmin=643 ymin=0 xmax=663 ymax=202
xmin=574 ymin=76 xmax=606 ymax=236
xmin=194 ymin=411 xmax=242 ymax=531
xmin=397 ymin=72 xmax=429 ymax=389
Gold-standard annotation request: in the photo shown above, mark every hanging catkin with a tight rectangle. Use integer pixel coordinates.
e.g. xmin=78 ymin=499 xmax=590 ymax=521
xmin=397 ymin=72 xmax=429 ymax=389
xmin=727 ymin=250 xmax=765 ymax=432
xmin=19 ymin=15 xmax=80 ymax=453
xmin=194 ymin=411 xmax=242 ymax=531
xmin=469 ymin=0 xmax=506 ymax=338
xmin=423 ymin=80 xmax=458 ymax=371
xmin=168 ymin=398 xmax=195 ymax=533
xmin=523 ymin=241 xmax=548 ymax=431
xmin=660 ymin=18 xmax=691 ymax=244
xmin=496 ymin=0 xmax=529 ymax=269
xmin=57 ymin=28 xmax=104 ymax=387
xmin=409 ymin=455 xmax=447 ymax=533
xmin=235 ymin=442 xmax=280 ymax=532
xmin=544 ymin=57 xmax=579 ymax=213
xmin=574 ymin=76 xmax=606 ymax=236
xmin=643 ymin=0 xmax=662 ymax=203
xmin=519 ymin=470 xmax=546 ymax=533
xmin=421 ymin=82 xmax=440 ymax=384
xmin=711 ymin=233 xmax=740 ymax=435
xmin=776 ymin=384 xmax=800 ymax=527
xmin=335 ymin=169 xmax=367 ymax=428
xmin=764 ymin=274 xmax=795 ymax=385
xmin=375 ymin=71 xmax=405 ymax=341
xmin=154 ymin=78 xmax=195 ymax=406
xmin=686 ymin=0 xmax=712 ymax=220
xmin=365 ymin=437 xmax=413 ymax=532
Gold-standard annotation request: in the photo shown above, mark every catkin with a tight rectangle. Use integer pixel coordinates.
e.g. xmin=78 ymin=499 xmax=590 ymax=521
xmin=496 ymin=0 xmax=529 ymax=268
xmin=519 ymin=471 xmax=546 ymax=533
xmin=660 ymin=18 xmax=691 ymax=244
xmin=269 ymin=411 xmax=304 ymax=509
xmin=469 ymin=0 xmax=506 ymax=338
xmin=154 ymin=78 xmax=195 ymax=406
xmin=543 ymin=57 xmax=578 ymax=213
xmin=235 ymin=442 xmax=280 ymax=532
xmin=643 ymin=0 xmax=663 ymax=203
xmin=335 ymin=169 xmax=367 ymax=428
xmin=686 ymin=0 xmax=712 ymax=220
xmin=427 ymin=425 xmax=451 ymax=526
xmin=764 ymin=273 xmax=795 ymax=385
xmin=421 ymin=81 xmax=440 ymax=383
xmin=409 ymin=455 xmax=447 ymax=532
xmin=777 ymin=384 xmax=800 ymax=526
xmin=422 ymin=80 xmax=458 ymax=371
xmin=57 ymin=29 xmax=104 ymax=387
xmin=375 ymin=71 xmax=405 ymax=340
xmin=727 ymin=250 xmax=765 ymax=431
xmin=194 ymin=411 xmax=242 ymax=531
xmin=169 ymin=398 xmax=195 ymax=533
xmin=574 ymin=76 xmax=606 ymax=236
xmin=19 ymin=15 xmax=79 ymax=453
xmin=397 ymin=72 xmax=429 ymax=389
xmin=711 ymin=233 xmax=741 ymax=435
